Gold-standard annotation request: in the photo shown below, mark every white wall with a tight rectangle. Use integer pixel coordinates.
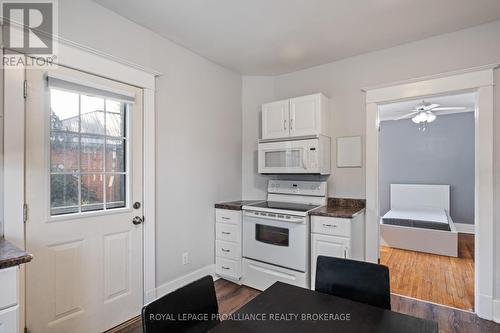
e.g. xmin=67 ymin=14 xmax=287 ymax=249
xmin=241 ymin=76 xmax=275 ymax=199
xmin=242 ymin=20 xmax=500 ymax=298
xmin=58 ymin=0 xmax=242 ymax=287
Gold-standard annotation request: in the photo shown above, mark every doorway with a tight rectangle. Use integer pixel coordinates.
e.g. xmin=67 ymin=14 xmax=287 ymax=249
xmin=377 ymin=93 xmax=476 ymax=310
xmin=25 ymin=64 xmax=145 ymax=332
xmin=364 ymin=67 xmax=495 ymax=320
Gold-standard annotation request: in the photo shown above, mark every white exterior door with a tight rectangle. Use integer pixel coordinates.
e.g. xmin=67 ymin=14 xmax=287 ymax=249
xmin=262 ymin=100 xmax=290 ymax=140
xmin=311 ymin=234 xmax=350 ymax=289
xmin=25 ymin=64 xmax=144 ymax=333
xmin=289 ymin=94 xmax=319 ymax=137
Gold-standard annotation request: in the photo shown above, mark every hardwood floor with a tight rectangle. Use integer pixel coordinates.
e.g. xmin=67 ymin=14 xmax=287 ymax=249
xmin=114 ymin=275 xmax=500 ymax=333
xmin=380 ymin=233 xmax=475 ymax=311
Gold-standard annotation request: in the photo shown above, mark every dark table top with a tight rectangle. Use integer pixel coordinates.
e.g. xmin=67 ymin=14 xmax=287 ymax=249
xmin=210 ymin=282 xmax=438 ymax=333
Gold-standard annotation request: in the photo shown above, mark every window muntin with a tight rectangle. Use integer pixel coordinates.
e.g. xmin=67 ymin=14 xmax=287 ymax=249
xmin=50 ymin=88 xmax=129 ymax=216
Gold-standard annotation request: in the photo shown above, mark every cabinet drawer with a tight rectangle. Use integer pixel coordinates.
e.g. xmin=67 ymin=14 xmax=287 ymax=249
xmin=0 ymin=305 xmax=19 ymax=333
xmin=215 ymin=257 xmax=241 ymax=280
xmin=0 ymin=267 xmax=18 ymax=311
xmin=311 ymin=216 xmax=351 ymax=237
xmin=215 ymin=209 xmax=241 ymax=225
xmin=216 ymin=240 xmax=241 ymax=260
xmin=216 ymin=223 xmax=240 ymax=243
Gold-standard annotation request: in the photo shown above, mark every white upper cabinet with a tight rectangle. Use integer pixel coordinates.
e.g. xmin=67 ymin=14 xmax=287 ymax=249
xmin=262 ymin=99 xmax=290 ymax=140
xmin=261 ymin=93 xmax=329 ymax=140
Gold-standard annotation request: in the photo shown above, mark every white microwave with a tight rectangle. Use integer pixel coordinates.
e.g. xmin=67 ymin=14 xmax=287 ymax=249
xmin=258 ymin=136 xmax=331 ymax=174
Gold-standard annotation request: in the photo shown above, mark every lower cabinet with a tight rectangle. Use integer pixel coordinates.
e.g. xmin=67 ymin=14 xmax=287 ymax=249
xmin=0 ymin=305 xmax=19 ymax=333
xmin=310 ymin=213 xmax=365 ymax=290
xmin=215 ymin=209 xmax=242 ymax=281
xmin=0 ymin=266 xmax=19 ymax=333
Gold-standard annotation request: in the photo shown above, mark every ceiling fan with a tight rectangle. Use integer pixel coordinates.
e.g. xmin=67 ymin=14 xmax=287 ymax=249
xmin=395 ymin=101 xmax=467 ymax=131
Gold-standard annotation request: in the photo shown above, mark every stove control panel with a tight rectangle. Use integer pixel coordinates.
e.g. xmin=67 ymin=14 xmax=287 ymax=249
xmin=268 ymin=180 xmax=327 ymax=196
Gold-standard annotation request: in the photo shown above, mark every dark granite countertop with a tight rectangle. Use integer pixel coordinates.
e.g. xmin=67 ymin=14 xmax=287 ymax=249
xmin=0 ymin=238 xmax=33 ymax=269
xmin=309 ymin=198 xmax=366 ymax=219
xmin=215 ymin=200 xmax=265 ymax=211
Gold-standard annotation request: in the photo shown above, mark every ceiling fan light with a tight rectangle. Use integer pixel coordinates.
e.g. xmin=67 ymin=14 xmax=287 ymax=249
xmin=426 ymin=112 xmax=436 ymax=123
xmin=412 ymin=112 xmax=426 ymax=123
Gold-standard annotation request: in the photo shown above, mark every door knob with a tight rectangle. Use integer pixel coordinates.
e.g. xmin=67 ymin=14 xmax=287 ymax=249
xmin=132 ymin=216 xmax=144 ymax=225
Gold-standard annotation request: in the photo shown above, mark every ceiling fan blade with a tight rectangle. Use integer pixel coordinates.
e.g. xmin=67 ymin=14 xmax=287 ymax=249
xmin=432 ymin=106 xmax=467 ymax=111
xmin=423 ymin=103 xmax=440 ymax=110
xmin=394 ymin=111 xmax=418 ymax=120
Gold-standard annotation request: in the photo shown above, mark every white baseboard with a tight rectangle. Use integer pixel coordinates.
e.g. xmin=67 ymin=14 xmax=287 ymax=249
xmin=493 ymin=299 xmax=500 ymax=323
xmin=454 ymin=223 xmax=475 ymax=234
xmin=155 ymin=264 xmax=216 ymax=299
xmin=476 ymin=293 xmax=493 ymax=320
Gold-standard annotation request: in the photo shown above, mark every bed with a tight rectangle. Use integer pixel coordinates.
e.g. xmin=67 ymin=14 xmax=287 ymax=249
xmin=380 ymin=184 xmax=458 ymax=257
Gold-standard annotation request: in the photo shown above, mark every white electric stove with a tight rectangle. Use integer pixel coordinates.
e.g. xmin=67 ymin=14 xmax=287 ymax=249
xmin=241 ymin=180 xmax=327 ymax=291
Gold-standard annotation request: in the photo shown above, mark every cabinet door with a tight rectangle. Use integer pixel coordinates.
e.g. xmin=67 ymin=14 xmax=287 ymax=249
xmin=289 ymin=94 xmax=320 ymax=137
xmin=311 ymin=234 xmax=350 ymax=289
xmin=262 ymin=100 xmax=290 ymax=140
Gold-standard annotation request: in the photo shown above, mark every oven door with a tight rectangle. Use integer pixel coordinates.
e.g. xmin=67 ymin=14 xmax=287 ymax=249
xmin=258 ymin=139 xmax=319 ymax=174
xmin=242 ymin=211 xmax=308 ymax=272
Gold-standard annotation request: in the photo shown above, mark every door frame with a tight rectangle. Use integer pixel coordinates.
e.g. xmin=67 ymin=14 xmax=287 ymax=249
xmin=3 ymin=37 xmax=161 ymax=331
xmin=363 ymin=64 xmax=498 ymax=321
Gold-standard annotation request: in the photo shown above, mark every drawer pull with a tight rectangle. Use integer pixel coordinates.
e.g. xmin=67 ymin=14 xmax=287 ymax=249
xmin=221 ymin=232 xmax=231 ymax=235
xmin=221 ymin=266 xmax=230 ymax=270
xmin=323 ymin=223 xmax=337 ymax=228
xmin=221 ymin=217 xmax=230 ymax=220
xmin=221 ymin=248 xmax=230 ymax=253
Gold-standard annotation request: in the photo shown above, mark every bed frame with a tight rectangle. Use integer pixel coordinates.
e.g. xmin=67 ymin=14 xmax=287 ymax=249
xmin=380 ymin=184 xmax=458 ymax=257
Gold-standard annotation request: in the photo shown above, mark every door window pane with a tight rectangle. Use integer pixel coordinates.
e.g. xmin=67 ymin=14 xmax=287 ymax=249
xmin=106 ymin=100 xmax=125 ymax=137
xmin=81 ymin=136 xmax=104 ymax=172
xmin=106 ymin=174 xmax=125 ymax=209
xmin=106 ymin=139 xmax=125 ymax=172
xmin=81 ymin=95 xmax=105 ymax=135
xmin=50 ymin=89 xmax=79 ymax=132
xmin=81 ymin=174 xmax=104 ymax=212
xmin=49 ymin=87 xmax=130 ymax=216
xmin=51 ymin=174 xmax=79 ymax=215
xmin=50 ymin=132 xmax=79 ymax=172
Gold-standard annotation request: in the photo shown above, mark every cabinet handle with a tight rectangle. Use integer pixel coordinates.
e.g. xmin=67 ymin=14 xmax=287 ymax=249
xmin=323 ymin=223 xmax=337 ymax=228
xmin=290 ymin=118 xmax=294 ymax=131
xmin=284 ymin=119 xmax=287 ymax=131
xmin=221 ymin=266 xmax=230 ymax=270
xmin=221 ymin=217 xmax=230 ymax=220
xmin=221 ymin=248 xmax=230 ymax=253
xmin=221 ymin=232 xmax=231 ymax=235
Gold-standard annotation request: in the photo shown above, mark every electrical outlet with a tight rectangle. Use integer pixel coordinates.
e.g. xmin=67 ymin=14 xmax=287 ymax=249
xmin=182 ymin=252 xmax=189 ymax=265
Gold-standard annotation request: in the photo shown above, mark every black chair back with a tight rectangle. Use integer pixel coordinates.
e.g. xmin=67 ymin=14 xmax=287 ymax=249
xmin=142 ymin=275 xmax=220 ymax=333
xmin=315 ymin=256 xmax=391 ymax=310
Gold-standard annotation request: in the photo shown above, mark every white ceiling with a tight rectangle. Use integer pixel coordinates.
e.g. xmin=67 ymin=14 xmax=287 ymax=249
xmin=94 ymin=0 xmax=500 ymax=75
xmin=378 ymin=92 xmax=476 ymax=121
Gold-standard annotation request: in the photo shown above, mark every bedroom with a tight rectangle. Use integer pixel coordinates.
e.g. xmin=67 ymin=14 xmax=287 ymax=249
xmin=378 ymin=92 xmax=476 ymax=311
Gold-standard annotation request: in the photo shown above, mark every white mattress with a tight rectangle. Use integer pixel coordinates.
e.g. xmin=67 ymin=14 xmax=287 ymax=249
xmin=382 ymin=207 xmax=449 ymax=224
